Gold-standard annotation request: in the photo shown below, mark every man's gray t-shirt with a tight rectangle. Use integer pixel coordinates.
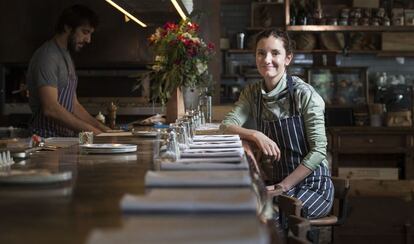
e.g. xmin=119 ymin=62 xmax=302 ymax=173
xmin=27 ymin=40 xmax=75 ymax=114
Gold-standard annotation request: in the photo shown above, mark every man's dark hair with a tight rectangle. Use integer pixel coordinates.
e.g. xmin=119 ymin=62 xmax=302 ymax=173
xmin=55 ymin=4 xmax=99 ymax=33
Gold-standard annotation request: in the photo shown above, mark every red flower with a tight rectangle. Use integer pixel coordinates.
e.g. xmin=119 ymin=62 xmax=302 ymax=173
xmin=163 ymin=22 xmax=178 ymax=32
xmin=187 ymin=22 xmax=199 ymax=32
xmin=207 ymin=42 xmax=215 ymax=50
xmin=183 ymin=39 xmax=193 ymax=47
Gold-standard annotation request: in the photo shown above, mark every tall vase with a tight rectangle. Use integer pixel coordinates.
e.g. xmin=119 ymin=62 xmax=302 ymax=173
xmin=182 ymin=86 xmax=200 ymax=112
xmin=166 ymin=87 xmax=185 ymax=123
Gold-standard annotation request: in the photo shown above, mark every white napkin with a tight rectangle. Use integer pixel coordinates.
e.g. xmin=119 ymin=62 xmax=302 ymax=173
xmin=145 ymin=170 xmax=252 ymax=187
xmin=161 ymin=159 xmax=249 ymax=171
xmin=189 ymin=141 xmax=242 ymax=149
xmin=180 ymin=148 xmax=244 ymax=158
xmin=120 ymin=188 xmax=257 ymax=213
xmin=195 ymin=122 xmax=220 ymax=131
xmin=175 ymin=157 xmax=242 ymax=164
xmin=192 ymin=134 xmax=240 ymax=142
xmin=87 ymin=214 xmax=269 ymax=244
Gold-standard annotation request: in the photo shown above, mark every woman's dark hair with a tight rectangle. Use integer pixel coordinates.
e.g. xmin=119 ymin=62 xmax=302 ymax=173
xmin=55 ymin=4 xmax=99 ymax=33
xmin=254 ymin=29 xmax=294 ymax=55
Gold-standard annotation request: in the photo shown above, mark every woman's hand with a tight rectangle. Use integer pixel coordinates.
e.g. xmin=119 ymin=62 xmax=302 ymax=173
xmin=266 ymin=184 xmax=284 ymax=198
xmin=242 ymin=140 xmax=256 ymax=162
xmin=251 ymin=131 xmax=280 ymax=161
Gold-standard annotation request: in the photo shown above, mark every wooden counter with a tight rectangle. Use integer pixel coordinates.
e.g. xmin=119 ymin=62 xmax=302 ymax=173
xmin=0 ymin=136 xmax=153 ymax=244
xmin=0 ymin=135 xmax=276 ymax=244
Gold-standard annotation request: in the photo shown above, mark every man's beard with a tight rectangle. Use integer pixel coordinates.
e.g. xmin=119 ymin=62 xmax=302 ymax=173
xmin=68 ymin=32 xmax=84 ymax=52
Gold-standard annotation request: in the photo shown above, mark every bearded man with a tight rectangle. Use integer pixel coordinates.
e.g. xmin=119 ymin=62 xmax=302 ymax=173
xmin=27 ymin=4 xmax=110 ymax=137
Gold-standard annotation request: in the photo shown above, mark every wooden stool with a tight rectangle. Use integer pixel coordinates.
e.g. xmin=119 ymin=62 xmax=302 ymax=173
xmin=308 ymin=177 xmax=351 ymax=243
xmin=278 ymin=195 xmax=302 ymax=231
xmin=276 ymin=177 xmax=351 ymax=244
xmin=288 ymin=215 xmax=311 ymax=244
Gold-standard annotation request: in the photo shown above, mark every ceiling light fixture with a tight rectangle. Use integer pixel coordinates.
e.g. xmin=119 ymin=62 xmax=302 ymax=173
xmin=105 ymin=0 xmax=147 ymax=27
xmin=171 ymin=0 xmax=187 ymax=20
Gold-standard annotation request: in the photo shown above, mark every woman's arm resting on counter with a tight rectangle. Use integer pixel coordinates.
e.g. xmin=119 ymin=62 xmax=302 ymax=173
xmin=223 ymin=124 xmax=280 ymax=161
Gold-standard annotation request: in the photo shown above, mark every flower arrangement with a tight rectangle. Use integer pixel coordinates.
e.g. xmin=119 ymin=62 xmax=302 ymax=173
xmin=134 ymin=17 xmax=215 ymax=105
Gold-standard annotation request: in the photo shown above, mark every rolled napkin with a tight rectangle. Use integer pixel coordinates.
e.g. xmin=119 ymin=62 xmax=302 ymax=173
xmin=189 ymin=140 xmax=242 ymax=149
xmin=161 ymin=158 xmax=249 ymax=171
xmin=180 ymin=148 xmax=244 ymax=158
xmin=120 ymin=188 xmax=257 ymax=214
xmin=0 ymin=170 xmax=72 ymax=184
xmin=192 ymin=134 xmax=240 ymax=142
xmin=87 ymin=214 xmax=269 ymax=244
xmin=145 ymin=170 xmax=252 ymax=187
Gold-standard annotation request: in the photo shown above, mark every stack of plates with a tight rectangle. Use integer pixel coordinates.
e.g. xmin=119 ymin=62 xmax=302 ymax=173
xmin=80 ymin=144 xmax=137 ymax=154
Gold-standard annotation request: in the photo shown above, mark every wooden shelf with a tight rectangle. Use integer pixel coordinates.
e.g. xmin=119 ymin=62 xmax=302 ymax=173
xmin=287 ymin=25 xmax=414 ymax=32
xmin=224 ymin=49 xmax=414 ymax=56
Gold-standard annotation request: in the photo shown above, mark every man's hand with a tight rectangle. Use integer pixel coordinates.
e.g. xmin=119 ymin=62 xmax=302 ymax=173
xmin=39 ymin=86 xmax=103 ymax=134
xmin=251 ymin=131 xmax=280 ymax=161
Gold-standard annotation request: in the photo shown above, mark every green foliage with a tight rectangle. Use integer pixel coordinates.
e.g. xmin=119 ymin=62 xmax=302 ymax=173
xmin=133 ymin=17 xmax=215 ymax=105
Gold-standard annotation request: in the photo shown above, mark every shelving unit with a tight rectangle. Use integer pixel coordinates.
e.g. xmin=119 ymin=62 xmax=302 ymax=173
xmin=220 ymin=0 xmax=414 ymax=104
xmin=250 ymin=1 xmax=284 ymax=29
xmin=287 ymin=25 xmax=414 ymax=32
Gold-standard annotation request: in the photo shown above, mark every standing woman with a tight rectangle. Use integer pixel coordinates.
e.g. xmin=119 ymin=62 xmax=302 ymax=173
xmin=220 ymin=29 xmax=334 ymax=219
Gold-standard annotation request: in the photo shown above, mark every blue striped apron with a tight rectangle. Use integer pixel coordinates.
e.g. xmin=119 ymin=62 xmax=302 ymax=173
xmin=257 ymin=75 xmax=334 ymax=219
xmin=31 ymin=42 xmax=77 ymax=137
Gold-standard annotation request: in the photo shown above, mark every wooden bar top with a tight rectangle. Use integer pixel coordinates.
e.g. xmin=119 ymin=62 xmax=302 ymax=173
xmin=0 ymin=136 xmax=153 ymax=244
xmin=0 ymin=135 xmax=278 ymax=244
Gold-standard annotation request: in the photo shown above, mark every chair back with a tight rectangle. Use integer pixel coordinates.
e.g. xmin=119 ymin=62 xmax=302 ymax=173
xmin=331 ymin=177 xmax=350 ymax=225
xmin=278 ymin=195 xmax=303 ymax=230
xmin=288 ymin=215 xmax=311 ymax=239
xmin=288 ymin=235 xmax=312 ymax=244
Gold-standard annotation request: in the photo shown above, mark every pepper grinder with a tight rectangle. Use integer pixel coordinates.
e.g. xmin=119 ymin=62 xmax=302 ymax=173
xmin=107 ymin=102 xmax=117 ymax=129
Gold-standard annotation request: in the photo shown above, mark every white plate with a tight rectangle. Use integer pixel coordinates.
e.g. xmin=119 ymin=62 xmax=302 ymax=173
xmin=80 ymin=144 xmax=137 ymax=149
xmin=132 ymin=131 xmax=158 ymax=137
xmin=80 ymin=144 xmax=137 ymax=154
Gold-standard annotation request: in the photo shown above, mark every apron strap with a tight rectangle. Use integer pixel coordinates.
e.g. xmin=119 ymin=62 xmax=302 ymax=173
xmin=256 ymin=84 xmax=262 ymax=131
xmin=286 ymin=75 xmax=298 ymax=116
